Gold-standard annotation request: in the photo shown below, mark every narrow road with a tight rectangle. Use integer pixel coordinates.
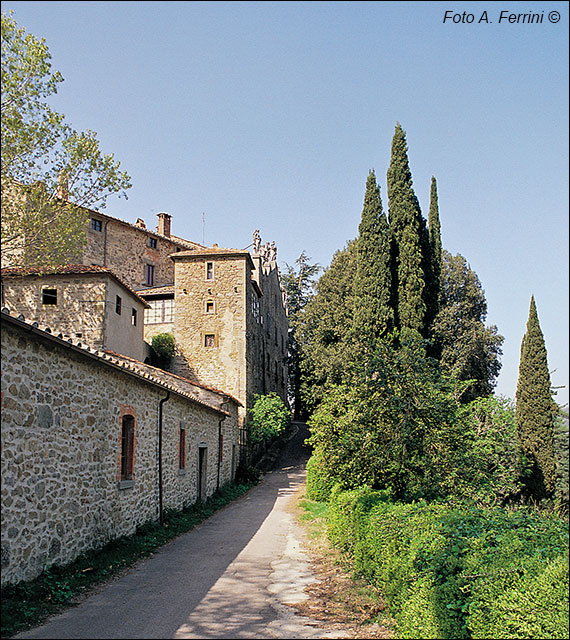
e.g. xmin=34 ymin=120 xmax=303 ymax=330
xmin=17 ymin=422 xmax=347 ymax=639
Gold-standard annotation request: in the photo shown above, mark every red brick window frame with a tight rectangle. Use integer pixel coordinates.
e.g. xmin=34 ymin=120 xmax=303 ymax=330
xmin=179 ymin=426 xmax=187 ymax=471
xmin=120 ymin=414 xmax=135 ymax=484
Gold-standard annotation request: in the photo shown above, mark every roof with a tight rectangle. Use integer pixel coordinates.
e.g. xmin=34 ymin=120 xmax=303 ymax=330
xmin=171 ymin=247 xmax=255 ymax=269
xmin=104 ymin=349 xmax=242 ymax=408
xmin=86 ymin=208 xmax=205 ymax=251
xmin=1 ymin=308 xmax=232 ymax=416
xmin=1 ymin=265 xmax=151 ymax=308
xmin=136 ymin=284 xmax=175 ymax=297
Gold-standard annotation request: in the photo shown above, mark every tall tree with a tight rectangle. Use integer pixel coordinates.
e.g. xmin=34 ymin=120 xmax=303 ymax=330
xmin=431 ymin=251 xmax=503 ymax=402
xmin=515 ymin=296 xmax=557 ymax=500
xmin=426 ymin=176 xmax=443 ymax=332
xmin=1 ymin=11 xmax=131 ymax=267
xmin=352 ymin=170 xmax=394 ymax=346
xmin=298 ymin=241 xmax=357 ymax=413
xmin=281 ymin=251 xmax=321 ymax=418
xmin=386 ymin=123 xmax=426 ymax=334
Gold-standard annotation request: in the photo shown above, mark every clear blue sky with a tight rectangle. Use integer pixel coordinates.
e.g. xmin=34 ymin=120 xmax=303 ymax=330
xmin=4 ymin=1 xmax=569 ymax=407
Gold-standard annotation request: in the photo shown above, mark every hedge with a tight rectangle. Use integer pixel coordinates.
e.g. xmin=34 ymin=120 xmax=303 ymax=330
xmin=327 ymin=488 xmax=569 ymax=639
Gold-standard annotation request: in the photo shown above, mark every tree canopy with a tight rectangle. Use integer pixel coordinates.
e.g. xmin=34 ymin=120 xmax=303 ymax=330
xmin=1 ymin=11 xmax=131 ymax=267
xmin=431 ymin=251 xmax=503 ymax=401
xmin=352 ymin=170 xmax=394 ymax=346
xmin=515 ymin=296 xmax=557 ymax=500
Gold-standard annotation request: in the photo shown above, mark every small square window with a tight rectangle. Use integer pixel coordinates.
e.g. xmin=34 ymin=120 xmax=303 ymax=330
xmin=205 ymin=301 xmax=215 ymax=314
xmin=116 ymin=295 xmax=122 ymax=315
xmin=206 ymin=262 xmax=214 ymax=280
xmin=148 ymin=237 xmax=157 ymax=249
xmin=131 ymin=308 xmax=137 ymax=326
xmin=204 ymin=334 xmax=216 ymax=347
xmin=42 ymin=288 xmax=57 ymax=305
xmin=91 ymin=218 xmax=103 ymax=232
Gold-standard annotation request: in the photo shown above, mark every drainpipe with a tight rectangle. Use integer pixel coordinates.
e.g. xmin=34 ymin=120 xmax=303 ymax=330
xmin=158 ymin=391 xmax=171 ymax=525
xmin=217 ymin=396 xmax=230 ymax=491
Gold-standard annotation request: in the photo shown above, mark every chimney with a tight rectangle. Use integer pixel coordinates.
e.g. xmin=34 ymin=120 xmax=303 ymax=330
xmin=157 ymin=212 xmax=172 ymax=238
xmin=57 ymin=171 xmax=69 ymax=200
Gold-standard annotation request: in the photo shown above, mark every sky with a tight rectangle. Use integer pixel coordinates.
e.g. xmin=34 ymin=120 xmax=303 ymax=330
xmin=3 ymin=1 xmax=569 ymax=407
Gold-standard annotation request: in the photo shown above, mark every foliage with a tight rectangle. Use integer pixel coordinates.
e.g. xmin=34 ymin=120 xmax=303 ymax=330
xmin=247 ymin=392 xmax=291 ymax=444
xmin=554 ymin=408 xmax=569 ymax=512
xmin=298 ymin=240 xmax=357 ymax=413
xmin=150 ymin=332 xmax=175 ymax=370
xmin=0 ymin=480 xmax=257 ymax=638
xmin=431 ymin=250 xmax=503 ymax=401
xmin=352 ymin=169 xmax=394 ymax=346
xmin=281 ymin=251 xmax=321 ymax=417
xmin=305 ymin=448 xmax=336 ymax=502
xmin=450 ymin=395 xmax=522 ymax=507
xmin=426 ymin=176 xmax=442 ymax=333
xmin=516 ymin=295 xmax=557 ymax=500
xmin=326 ymin=488 xmax=569 ymax=639
xmin=386 ymin=123 xmax=426 ymax=334
xmin=1 ymin=11 xmax=131 ymax=267
xmin=307 ymin=329 xmax=465 ymax=501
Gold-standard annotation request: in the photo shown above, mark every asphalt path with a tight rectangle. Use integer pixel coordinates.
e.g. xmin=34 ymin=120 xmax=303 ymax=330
xmin=17 ymin=422 xmax=346 ymax=639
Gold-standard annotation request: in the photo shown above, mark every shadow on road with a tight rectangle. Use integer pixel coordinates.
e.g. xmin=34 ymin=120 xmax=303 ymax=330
xmin=17 ymin=422 xmax=313 ymax=640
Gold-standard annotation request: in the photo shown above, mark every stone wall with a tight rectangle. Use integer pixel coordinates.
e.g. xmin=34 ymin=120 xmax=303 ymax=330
xmin=171 ymin=251 xmax=249 ymax=406
xmin=1 ymin=313 xmax=238 ymax=587
xmin=82 ymin=213 xmax=201 ymax=290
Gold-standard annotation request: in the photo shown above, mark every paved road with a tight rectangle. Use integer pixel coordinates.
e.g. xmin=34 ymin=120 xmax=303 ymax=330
xmin=17 ymin=422 xmax=346 ymax=639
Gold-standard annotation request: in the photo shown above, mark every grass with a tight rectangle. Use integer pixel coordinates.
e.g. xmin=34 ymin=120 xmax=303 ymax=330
xmin=294 ymin=493 xmax=394 ymax=638
xmin=0 ymin=480 xmax=257 ymax=638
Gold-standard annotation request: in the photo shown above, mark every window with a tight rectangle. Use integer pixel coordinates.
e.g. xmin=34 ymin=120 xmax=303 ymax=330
xmin=115 ymin=295 xmax=122 ymax=315
xmin=179 ymin=427 xmax=186 ymax=470
xmin=131 ymin=308 xmax=137 ymax=326
xmin=120 ymin=415 xmax=135 ymax=481
xmin=205 ymin=300 xmax=215 ymax=314
xmin=145 ymin=264 xmax=155 ymax=286
xmin=42 ymin=288 xmax=57 ymax=305
xmin=144 ymin=298 xmax=174 ymax=324
xmin=206 ymin=262 xmax=214 ymax=280
xmin=91 ymin=218 xmax=102 ymax=232
xmin=204 ymin=334 xmax=216 ymax=347
xmin=148 ymin=237 xmax=157 ymax=249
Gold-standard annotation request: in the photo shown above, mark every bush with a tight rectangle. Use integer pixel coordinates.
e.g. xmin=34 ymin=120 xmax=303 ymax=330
xmin=150 ymin=332 xmax=175 ymax=369
xmin=326 ymin=489 xmax=569 ymax=639
xmin=248 ymin=393 xmax=291 ymax=444
xmin=306 ymin=450 xmax=336 ymax=502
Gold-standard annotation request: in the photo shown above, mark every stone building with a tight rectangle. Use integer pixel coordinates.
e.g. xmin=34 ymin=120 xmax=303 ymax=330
xmin=78 ymin=211 xmax=289 ymax=428
xmin=1 ymin=265 xmax=150 ymax=362
xmin=1 ymin=309 xmax=240 ymax=587
xmin=81 ymin=210 xmax=203 ymax=289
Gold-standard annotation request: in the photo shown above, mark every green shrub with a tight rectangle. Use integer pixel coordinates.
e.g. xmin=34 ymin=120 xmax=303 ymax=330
xmin=150 ymin=332 xmax=175 ymax=369
xmin=306 ymin=449 xmax=336 ymax=502
xmin=326 ymin=489 xmax=569 ymax=639
xmin=248 ymin=393 xmax=291 ymax=444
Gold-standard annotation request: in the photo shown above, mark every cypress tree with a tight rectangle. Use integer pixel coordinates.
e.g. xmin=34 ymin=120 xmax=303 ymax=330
xmin=515 ymin=296 xmax=557 ymax=500
xmin=352 ymin=170 xmax=394 ymax=345
xmin=426 ymin=176 xmax=443 ymax=331
xmin=386 ymin=123 xmax=426 ymax=334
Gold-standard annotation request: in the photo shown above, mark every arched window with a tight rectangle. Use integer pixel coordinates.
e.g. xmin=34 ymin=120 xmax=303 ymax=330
xmin=120 ymin=415 xmax=135 ymax=481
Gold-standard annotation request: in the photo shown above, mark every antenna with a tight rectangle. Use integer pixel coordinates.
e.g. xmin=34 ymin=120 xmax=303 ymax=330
xmin=202 ymin=212 xmax=205 ymax=246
